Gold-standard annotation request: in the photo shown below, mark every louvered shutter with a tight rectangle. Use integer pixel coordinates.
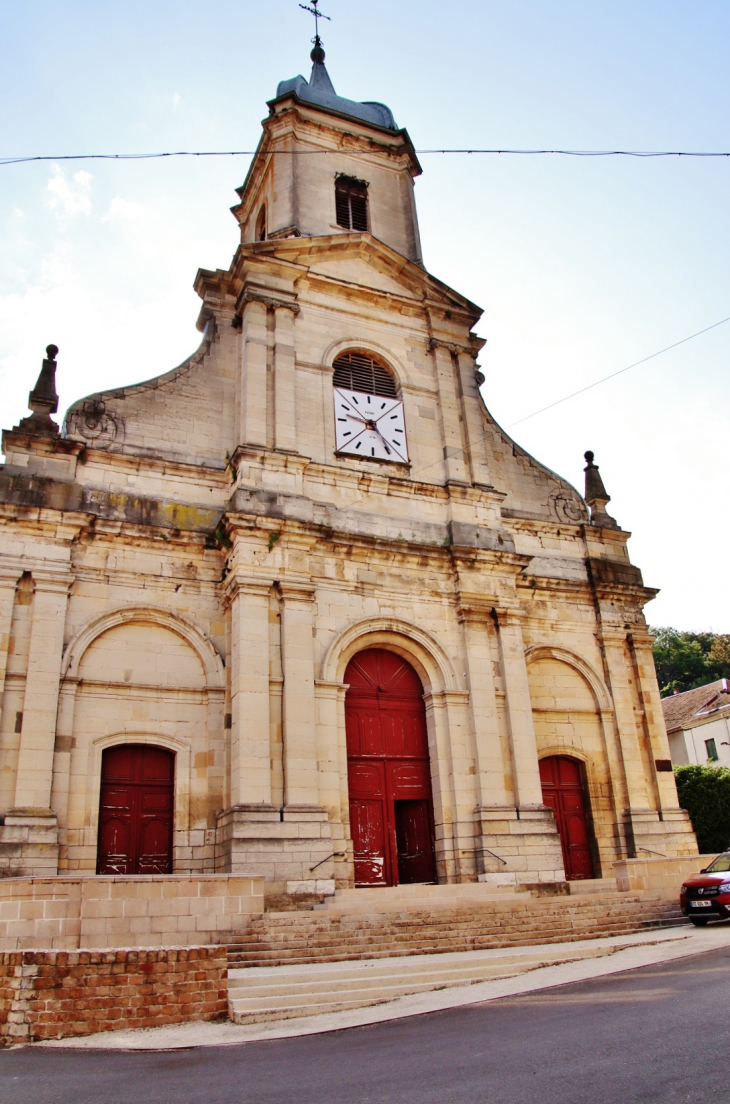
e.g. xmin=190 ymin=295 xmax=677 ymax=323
xmin=335 ymin=177 xmax=369 ymax=232
xmin=333 ymin=352 xmax=397 ymax=398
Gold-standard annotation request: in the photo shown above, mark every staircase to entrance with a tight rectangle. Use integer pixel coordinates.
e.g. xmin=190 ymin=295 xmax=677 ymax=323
xmin=226 ymin=881 xmax=686 ymax=1023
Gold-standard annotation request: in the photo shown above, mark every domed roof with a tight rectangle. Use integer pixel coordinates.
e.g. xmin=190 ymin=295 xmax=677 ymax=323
xmin=272 ymin=46 xmax=398 ymax=131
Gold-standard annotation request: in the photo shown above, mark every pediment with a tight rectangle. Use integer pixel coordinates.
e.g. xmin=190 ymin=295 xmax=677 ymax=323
xmin=254 ymin=234 xmax=482 ymax=319
xmin=307 ymin=251 xmax=420 ymax=299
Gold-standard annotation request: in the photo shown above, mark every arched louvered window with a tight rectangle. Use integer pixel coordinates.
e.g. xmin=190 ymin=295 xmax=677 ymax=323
xmin=335 ymin=176 xmax=369 ymax=232
xmin=256 ymin=205 xmax=267 ymax=242
xmin=332 ymin=352 xmax=398 ymax=398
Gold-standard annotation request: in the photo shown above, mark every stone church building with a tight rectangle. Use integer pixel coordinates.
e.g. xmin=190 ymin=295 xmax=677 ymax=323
xmin=0 ymin=45 xmax=696 ymax=896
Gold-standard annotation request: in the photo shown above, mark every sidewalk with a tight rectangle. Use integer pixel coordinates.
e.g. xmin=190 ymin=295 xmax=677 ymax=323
xmin=37 ymin=922 xmax=730 ymax=1051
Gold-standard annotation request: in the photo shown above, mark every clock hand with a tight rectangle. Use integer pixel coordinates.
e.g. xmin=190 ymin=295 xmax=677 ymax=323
xmin=339 ymin=402 xmax=370 ymax=424
xmin=372 ymin=421 xmax=407 ymax=460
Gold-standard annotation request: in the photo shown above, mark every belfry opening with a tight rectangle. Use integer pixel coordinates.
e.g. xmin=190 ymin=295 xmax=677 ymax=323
xmin=345 ymin=649 xmax=436 ymax=887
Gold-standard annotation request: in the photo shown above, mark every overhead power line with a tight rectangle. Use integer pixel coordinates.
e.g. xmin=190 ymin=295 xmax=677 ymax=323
xmin=505 ymin=315 xmax=730 ymax=428
xmin=3 ymin=148 xmax=730 ymax=167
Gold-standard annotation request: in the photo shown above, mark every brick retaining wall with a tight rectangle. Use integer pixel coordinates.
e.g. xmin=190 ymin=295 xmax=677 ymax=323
xmin=0 ymin=946 xmax=227 ymax=1045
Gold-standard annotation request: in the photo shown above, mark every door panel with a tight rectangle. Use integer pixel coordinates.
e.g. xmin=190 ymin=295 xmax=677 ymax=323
xmin=345 ymin=649 xmax=435 ymax=887
xmin=388 ymin=760 xmax=431 ymax=797
xmin=97 ymin=745 xmax=174 ymax=875
xmin=350 ymin=800 xmax=388 ymax=885
xmin=539 ymin=755 xmax=594 ymax=880
xmin=394 ymin=800 xmax=436 ymax=885
xmin=348 ymin=760 xmax=385 ymax=796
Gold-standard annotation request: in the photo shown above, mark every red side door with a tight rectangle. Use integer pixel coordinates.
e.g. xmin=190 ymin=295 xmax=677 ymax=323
xmin=539 ymin=756 xmax=594 ymax=880
xmin=97 ymin=745 xmax=174 ymax=875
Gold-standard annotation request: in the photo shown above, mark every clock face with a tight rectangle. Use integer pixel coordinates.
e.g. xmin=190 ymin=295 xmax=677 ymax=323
xmin=333 ymin=388 xmax=409 ymax=463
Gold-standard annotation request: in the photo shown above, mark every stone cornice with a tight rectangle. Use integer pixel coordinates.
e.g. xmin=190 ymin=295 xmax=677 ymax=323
xmin=28 ymin=569 xmax=74 ymax=594
xmin=276 ymin=580 xmax=317 ymax=603
xmin=222 ymin=573 xmax=274 ymax=604
xmin=428 ymin=337 xmax=484 ymax=359
xmin=237 ymin=287 xmax=300 ymax=315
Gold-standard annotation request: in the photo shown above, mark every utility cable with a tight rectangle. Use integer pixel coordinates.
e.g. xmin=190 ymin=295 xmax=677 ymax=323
xmin=505 ymin=315 xmax=730 ymax=428
xmin=4 ymin=148 xmax=730 ymax=167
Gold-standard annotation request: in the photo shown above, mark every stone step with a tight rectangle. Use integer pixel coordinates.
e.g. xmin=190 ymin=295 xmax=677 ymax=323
xmin=229 ymin=920 xmax=684 ymax=967
xmin=226 ymin=889 xmax=683 ymax=969
xmin=235 ymin=914 xmax=676 ymax=947
xmin=228 ymin=946 xmax=609 ymax=997
xmin=235 ymin=901 xmax=678 ymax=937
xmin=227 ymin=936 xmax=668 ymax=1024
xmin=315 ymin=883 xmax=520 ymax=913
xmin=566 ymin=878 xmax=618 ymax=896
xmin=234 ymin=902 xmax=679 ymax=930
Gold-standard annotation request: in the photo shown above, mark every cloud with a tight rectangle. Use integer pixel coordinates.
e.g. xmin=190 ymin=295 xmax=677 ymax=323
xmin=46 ymin=166 xmax=92 ymax=220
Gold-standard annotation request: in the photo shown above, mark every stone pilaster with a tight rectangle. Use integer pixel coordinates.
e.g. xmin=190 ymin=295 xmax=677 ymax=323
xmin=238 ymin=298 xmax=268 ymax=448
xmin=4 ymin=570 xmax=71 ymax=875
xmin=456 ymin=351 xmax=491 ymax=487
xmin=278 ymin=580 xmax=332 ymax=890
xmin=483 ymin=607 xmax=565 ymax=884
xmin=273 ymin=305 xmax=298 ymax=453
xmin=431 ymin=343 xmax=470 ymax=484
xmin=279 ymin=581 xmax=320 ymax=808
xmin=628 ymin=630 xmax=697 ymax=855
xmin=216 ymin=573 xmax=332 ymax=892
xmin=496 ymin=609 xmax=545 ymax=809
xmin=459 ymin=605 xmax=508 ymax=811
xmin=226 ymin=576 xmax=273 ymax=806
xmin=599 ymin=628 xmax=659 ymax=855
xmin=0 ymin=568 xmax=21 ymax=724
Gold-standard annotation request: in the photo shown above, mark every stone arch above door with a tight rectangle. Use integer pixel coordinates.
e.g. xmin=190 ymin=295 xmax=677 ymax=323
xmin=524 ymin=645 xmax=612 ymax=713
xmin=320 ymin=616 xmax=459 ymax=695
xmin=62 ymin=606 xmax=225 ymax=688
xmin=526 ymin=646 xmax=615 ymax=873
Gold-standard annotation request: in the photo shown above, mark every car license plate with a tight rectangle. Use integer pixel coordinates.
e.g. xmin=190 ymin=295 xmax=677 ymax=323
xmin=690 ymin=901 xmax=712 ymax=908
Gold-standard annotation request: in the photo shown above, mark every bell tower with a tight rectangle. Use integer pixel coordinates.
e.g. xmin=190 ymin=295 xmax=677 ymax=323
xmin=231 ymin=41 xmax=424 ymax=264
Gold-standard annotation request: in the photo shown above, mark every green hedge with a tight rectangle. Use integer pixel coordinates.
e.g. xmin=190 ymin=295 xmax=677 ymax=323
xmin=674 ymin=765 xmax=730 ymax=854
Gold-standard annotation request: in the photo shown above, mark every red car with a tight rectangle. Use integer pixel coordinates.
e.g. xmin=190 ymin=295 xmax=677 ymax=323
xmin=680 ymin=852 xmax=730 ymax=925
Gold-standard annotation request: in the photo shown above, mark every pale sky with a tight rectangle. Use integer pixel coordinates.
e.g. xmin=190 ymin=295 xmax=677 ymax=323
xmin=1 ymin=1 xmax=729 ymax=631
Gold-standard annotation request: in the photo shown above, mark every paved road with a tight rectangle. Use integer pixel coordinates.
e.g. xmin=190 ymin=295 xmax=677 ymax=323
xmin=2 ymin=945 xmax=730 ymax=1104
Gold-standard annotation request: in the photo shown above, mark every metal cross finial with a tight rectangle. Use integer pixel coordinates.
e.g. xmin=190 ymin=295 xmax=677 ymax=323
xmin=299 ymin=0 xmax=331 ymax=48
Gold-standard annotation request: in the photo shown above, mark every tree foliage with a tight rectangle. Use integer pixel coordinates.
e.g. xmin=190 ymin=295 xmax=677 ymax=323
xmin=651 ymin=627 xmax=730 ymax=697
xmin=674 ymin=765 xmax=730 ymax=854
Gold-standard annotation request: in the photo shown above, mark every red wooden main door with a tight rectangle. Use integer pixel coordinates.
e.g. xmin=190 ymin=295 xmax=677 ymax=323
xmin=539 ymin=756 xmax=594 ymax=880
xmin=345 ymin=649 xmax=436 ymax=887
xmin=97 ymin=745 xmax=174 ymax=875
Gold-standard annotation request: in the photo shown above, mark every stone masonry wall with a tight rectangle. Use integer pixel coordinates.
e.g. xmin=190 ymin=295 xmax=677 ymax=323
xmin=0 ymin=875 xmax=265 ymax=951
xmin=0 ymin=946 xmax=227 ymax=1046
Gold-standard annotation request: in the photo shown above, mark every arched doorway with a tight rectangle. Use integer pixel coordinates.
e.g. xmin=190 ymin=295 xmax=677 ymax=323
xmin=539 ymin=756 xmax=594 ymax=880
xmin=97 ymin=745 xmax=175 ymax=874
xmin=345 ymin=649 xmax=435 ymax=886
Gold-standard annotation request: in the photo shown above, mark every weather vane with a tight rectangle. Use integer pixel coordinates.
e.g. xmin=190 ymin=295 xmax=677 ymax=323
xmin=299 ymin=0 xmax=331 ymax=48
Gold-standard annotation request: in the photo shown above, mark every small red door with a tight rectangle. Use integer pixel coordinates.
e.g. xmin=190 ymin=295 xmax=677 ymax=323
xmin=394 ymin=800 xmax=434 ymax=884
xmin=539 ymin=756 xmax=594 ymax=880
xmin=346 ymin=649 xmax=435 ymax=887
xmin=97 ymin=745 xmax=174 ymax=875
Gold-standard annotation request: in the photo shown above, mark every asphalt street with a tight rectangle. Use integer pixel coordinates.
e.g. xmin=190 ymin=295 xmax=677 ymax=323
xmin=2 ymin=945 xmax=729 ymax=1104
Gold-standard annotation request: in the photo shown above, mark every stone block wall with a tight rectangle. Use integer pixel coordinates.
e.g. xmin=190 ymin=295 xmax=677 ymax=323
xmin=0 ymin=947 xmax=227 ymax=1045
xmin=613 ymin=855 xmax=715 ymax=898
xmin=0 ymin=874 xmax=265 ymax=951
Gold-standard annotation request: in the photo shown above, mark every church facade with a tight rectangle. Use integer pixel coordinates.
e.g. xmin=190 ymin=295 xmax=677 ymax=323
xmin=0 ymin=47 xmax=696 ymax=894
